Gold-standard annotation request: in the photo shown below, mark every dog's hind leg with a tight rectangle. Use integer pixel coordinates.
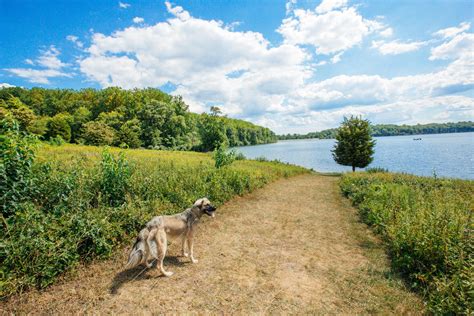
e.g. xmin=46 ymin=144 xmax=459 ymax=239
xmin=156 ymin=229 xmax=173 ymax=277
xmin=145 ymin=228 xmax=158 ymax=268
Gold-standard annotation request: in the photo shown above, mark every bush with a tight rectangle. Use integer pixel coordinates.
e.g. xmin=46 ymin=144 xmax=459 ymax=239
xmin=99 ymin=149 xmax=133 ymax=207
xmin=48 ymin=135 xmax=66 ymax=146
xmin=340 ymin=172 xmax=473 ymax=314
xmin=255 ymin=156 xmax=269 ymax=162
xmin=0 ymin=118 xmax=37 ymax=217
xmin=213 ymin=146 xmax=236 ymax=168
xmin=366 ymin=167 xmax=389 ymax=173
xmin=234 ymin=152 xmax=246 ymax=160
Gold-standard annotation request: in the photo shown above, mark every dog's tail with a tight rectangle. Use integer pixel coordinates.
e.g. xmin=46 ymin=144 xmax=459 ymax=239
xmin=125 ymin=228 xmax=148 ymax=269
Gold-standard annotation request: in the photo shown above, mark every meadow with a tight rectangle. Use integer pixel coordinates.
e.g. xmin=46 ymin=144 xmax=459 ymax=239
xmin=1 ymin=132 xmax=307 ymax=298
xmin=340 ymin=171 xmax=473 ymax=314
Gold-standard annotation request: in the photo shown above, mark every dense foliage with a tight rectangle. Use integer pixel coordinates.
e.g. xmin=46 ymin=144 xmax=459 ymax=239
xmin=0 ymin=87 xmax=277 ymax=151
xmin=340 ymin=172 xmax=473 ymax=314
xmin=332 ymin=116 xmax=375 ymax=172
xmin=0 ymin=123 xmax=306 ymax=298
xmin=278 ymin=121 xmax=474 ymax=140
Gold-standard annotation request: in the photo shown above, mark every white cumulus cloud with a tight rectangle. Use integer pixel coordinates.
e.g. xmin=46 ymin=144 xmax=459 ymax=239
xmin=433 ymin=22 xmax=471 ymax=39
xmin=133 ymin=17 xmax=144 ymax=24
xmin=66 ymin=35 xmax=84 ymax=48
xmin=79 ymin=2 xmax=311 ymax=115
xmin=372 ymin=39 xmax=428 ymax=55
xmin=315 ymin=0 xmax=348 ymax=14
xmin=278 ymin=4 xmax=385 ymax=55
xmin=430 ymin=32 xmax=474 ymax=60
xmin=0 ymin=83 xmax=15 ymax=88
xmin=5 ymin=46 xmax=71 ymax=84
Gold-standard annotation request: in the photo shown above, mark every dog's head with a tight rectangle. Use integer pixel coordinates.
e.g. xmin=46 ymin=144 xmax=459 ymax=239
xmin=193 ymin=198 xmax=216 ymax=218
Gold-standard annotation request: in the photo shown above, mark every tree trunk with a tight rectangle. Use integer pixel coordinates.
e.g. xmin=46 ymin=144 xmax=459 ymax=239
xmin=352 ymin=165 xmax=355 ymax=172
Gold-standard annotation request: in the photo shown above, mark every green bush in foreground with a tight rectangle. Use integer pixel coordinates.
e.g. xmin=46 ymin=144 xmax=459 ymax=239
xmin=0 ymin=141 xmax=307 ymax=298
xmin=213 ymin=146 xmax=236 ymax=169
xmin=340 ymin=172 xmax=473 ymax=314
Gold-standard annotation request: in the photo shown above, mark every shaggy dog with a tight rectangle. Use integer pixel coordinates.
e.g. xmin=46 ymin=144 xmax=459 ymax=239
xmin=125 ymin=198 xmax=216 ymax=276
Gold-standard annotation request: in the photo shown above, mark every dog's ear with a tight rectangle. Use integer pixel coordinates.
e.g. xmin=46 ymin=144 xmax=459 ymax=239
xmin=193 ymin=198 xmax=203 ymax=208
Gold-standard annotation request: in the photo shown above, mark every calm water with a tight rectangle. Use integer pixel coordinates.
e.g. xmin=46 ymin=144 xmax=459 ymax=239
xmin=235 ymin=132 xmax=474 ymax=179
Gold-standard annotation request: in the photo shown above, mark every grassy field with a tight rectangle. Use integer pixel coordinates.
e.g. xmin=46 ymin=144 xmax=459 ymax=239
xmin=1 ymin=143 xmax=308 ymax=298
xmin=340 ymin=171 xmax=473 ymax=314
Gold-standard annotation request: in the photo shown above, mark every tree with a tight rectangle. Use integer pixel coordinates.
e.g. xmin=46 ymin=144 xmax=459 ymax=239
xmin=332 ymin=116 xmax=375 ymax=172
xmin=117 ymin=119 xmax=142 ymax=148
xmin=71 ymin=106 xmax=91 ymax=142
xmin=27 ymin=116 xmax=49 ymax=138
xmin=210 ymin=106 xmax=222 ymax=116
xmin=198 ymin=113 xmax=228 ymax=151
xmin=81 ymin=121 xmax=115 ymax=146
xmin=46 ymin=113 xmax=72 ymax=142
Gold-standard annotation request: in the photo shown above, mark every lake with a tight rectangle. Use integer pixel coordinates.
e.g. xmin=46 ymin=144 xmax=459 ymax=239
xmin=234 ymin=132 xmax=474 ymax=180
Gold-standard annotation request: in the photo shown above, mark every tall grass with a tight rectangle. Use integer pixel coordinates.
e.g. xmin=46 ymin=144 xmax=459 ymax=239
xmin=340 ymin=172 xmax=473 ymax=314
xmin=0 ymin=143 xmax=307 ymax=298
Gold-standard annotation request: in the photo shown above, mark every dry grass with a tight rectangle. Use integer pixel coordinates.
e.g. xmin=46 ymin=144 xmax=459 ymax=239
xmin=1 ymin=174 xmax=424 ymax=315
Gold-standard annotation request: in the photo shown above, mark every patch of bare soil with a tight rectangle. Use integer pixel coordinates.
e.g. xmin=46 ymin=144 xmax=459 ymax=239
xmin=2 ymin=174 xmax=424 ymax=315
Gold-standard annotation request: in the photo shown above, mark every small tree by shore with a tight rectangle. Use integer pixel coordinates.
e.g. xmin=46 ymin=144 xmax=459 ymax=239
xmin=332 ymin=116 xmax=375 ymax=172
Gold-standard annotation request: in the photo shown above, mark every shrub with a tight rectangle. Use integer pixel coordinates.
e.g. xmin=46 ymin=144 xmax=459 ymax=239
xmin=234 ymin=152 xmax=246 ymax=160
xmin=48 ymin=135 xmax=66 ymax=146
xmin=213 ymin=146 xmax=236 ymax=168
xmin=99 ymin=149 xmax=133 ymax=207
xmin=366 ymin=167 xmax=388 ymax=173
xmin=340 ymin=172 xmax=473 ymax=314
xmin=0 ymin=117 xmax=37 ymax=217
xmin=255 ymin=156 xmax=269 ymax=162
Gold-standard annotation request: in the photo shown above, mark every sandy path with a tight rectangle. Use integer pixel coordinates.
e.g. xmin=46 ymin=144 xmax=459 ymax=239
xmin=2 ymin=174 xmax=423 ymax=315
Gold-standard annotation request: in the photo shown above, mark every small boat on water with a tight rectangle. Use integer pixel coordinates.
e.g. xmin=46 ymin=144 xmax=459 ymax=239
xmin=413 ymin=138 xmax=422 ymax=140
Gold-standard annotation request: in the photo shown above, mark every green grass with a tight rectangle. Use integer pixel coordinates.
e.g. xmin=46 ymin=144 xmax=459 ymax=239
xmin=1 ymin=143 xmax=308 ymax=298
xmin=340 ymin=172 xmax=473 ymax=314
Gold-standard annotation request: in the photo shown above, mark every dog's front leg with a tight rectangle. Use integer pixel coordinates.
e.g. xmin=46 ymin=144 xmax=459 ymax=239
xmin=187 ymin=229 xmax=198 ymax=263
xmin=181 ymin=232 xmax=189 ymax=258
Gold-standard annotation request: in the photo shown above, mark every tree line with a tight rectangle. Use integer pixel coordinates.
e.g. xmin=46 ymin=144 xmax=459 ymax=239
xmin=0 ymin=87 xmax=276 ymax=151
xmin=278 ymin=121 xmax=474 ymax=140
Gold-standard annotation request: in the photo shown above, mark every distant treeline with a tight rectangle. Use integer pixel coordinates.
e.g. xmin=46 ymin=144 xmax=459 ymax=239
xmin=0 ymin=87 xmax=277 ymax=151
xmin=278 ymin=121 xmax=474 ymax=140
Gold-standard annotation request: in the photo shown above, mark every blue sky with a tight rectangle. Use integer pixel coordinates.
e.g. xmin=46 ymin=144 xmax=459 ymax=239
xmin=1 ymin=0 xmax=473 ymax=133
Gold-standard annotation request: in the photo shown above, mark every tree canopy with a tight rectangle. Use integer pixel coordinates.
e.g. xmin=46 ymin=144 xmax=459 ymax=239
xmin=332 ymin=116 xmax=376 ymax=172
xmin=0 ymin=87 xmax=277 ymax=151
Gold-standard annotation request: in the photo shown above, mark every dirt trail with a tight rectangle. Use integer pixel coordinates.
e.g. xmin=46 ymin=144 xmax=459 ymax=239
xmin=3 ymin=174 xmax=423 ymax=315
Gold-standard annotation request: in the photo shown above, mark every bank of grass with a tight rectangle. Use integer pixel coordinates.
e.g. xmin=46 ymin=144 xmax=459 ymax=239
xmin=340 ymin=172 xmax=473 ymax=314
xmin=1 ymin=143 xmax=308 ymax=298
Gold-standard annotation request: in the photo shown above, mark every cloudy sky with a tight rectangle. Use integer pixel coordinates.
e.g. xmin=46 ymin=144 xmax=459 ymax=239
xmin=1 ymin=0 xmax=473 ymax=133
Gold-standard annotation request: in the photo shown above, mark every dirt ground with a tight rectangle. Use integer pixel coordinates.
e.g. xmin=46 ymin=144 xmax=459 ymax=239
xmin=2 ymin=174 xmax=424 ymax=315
